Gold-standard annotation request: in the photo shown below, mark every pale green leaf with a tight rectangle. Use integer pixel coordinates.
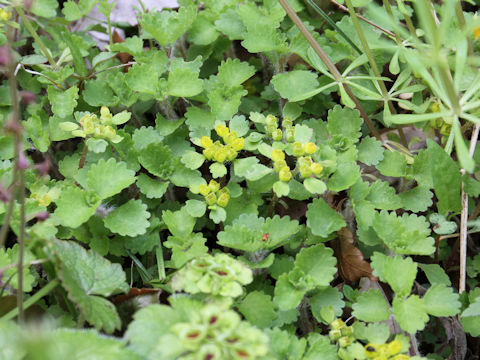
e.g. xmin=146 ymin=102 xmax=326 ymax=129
xmin=422 ymin=284 xmax=460 ymax=317
xmin=238 ymin=291 xmax=276 ymax=328
xmin=352 ymin=289 xmax=391 ymax=322
xmin=104 ymin=200 xmax=150 ymax=237
xmin=54 ymin=186 xmax=99 ymax=228
xmin=306 ymin=198 xmax=346 ymax=237
xmin=87 ymin=159 xmax=136 ymax=199
xmin=393 ymin=295 xmax=428 ymax=334
xmin=55 ymin=239 xmax=129 ymax=333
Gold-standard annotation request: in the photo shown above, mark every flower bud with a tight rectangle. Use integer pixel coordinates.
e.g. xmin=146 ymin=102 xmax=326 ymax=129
xmin=292 ymin=142 xmax=304 ymax=157
xmin=215 ymin=124 xmax=229 ymax=138
xmin=102 ymin=125 xmax=116 ymax=139
xmin=311 ymin=162 xmax=323 ymax=175
xmin=341 ymin=326 xmax=353 ymax=337
xmin=304 ymin=142 xmax=316 ymax=154
xmin=205 ymin=192 xmax=217 ymax=206
xmin=214 ymin=149 xmax=227 ymax=163
xmin=266 ymin=124 xmax=277 ymax=134
xmin=270 ymin=149 xmax=284 ymax=162
xmin=282 ymin=117 xmax=293 ymax=128
xmin=273 ymin=159 xmax=287 ymax=172
xmin=330 ymin=318 xmax=345 ymax=330
xmin=329 ymin=329 xmax=342 ymax=341
xmin=224 ymin=131 xmax=237 ymax=144
xmin=208 ymin=180 xmax=220 ymax=193
xmin=279 ymin=166 xmax=292 ymax=182
xmin=338 ymin=336 xmax=352 ymax=348
xmin=199 ymin=184 xmax=210 ymax=196
xmin=285 ymin=128 xmax=295 ymax=143
xmin=225 ymin=145 xmax=238 ymax=161
xmin=217 ymin=192 xmax=230 ymax=207
xmin=265 ymin=114 xmax=277 ymax=127
xmin=231 ymin=137 xmax=244 ymax=151
xmin=203 ymin=146 xmax=216 ymax=160
xmin=272 ymin=129 xmax=283 ymax=141
xmin=201 ymin=136 xmax=213 ymax=148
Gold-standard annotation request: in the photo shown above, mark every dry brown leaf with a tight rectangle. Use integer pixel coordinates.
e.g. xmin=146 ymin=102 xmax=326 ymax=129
xmin=332 ymin=227 xmax=375 ymax=283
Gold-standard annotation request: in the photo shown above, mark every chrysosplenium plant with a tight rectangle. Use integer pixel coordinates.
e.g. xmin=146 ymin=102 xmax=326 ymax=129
xmin=0 ymin=0 xmax=480 ymax=359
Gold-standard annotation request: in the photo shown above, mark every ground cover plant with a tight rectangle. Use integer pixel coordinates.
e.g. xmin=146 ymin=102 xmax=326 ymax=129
xmin=0 ymin=0 xmax=480 ymax=358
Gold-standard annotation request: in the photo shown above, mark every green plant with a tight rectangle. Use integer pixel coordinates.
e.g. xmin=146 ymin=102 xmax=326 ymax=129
xmin=1 ymin=0 xmax=480 ymax=359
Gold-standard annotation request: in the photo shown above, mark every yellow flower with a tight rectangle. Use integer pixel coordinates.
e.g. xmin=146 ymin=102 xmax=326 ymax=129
xmin=0 ymin=9 xmax=12 ymax=22
xmin=475 ymin=25 xmax=480 ymax=40
xmin=271 ymin=149 xmax=285 ymax=162
xmin=200 ymin=136 xmax=213 ymax=148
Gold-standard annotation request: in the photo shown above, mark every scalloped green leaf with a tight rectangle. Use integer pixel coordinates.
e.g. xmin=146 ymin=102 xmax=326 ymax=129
xmin=306 ymin=198 xmax=346 ymax=237
xmin=357 ymin=136 xmax=384 ymax=165
xmin=383 ymin=256 xmax=417 ymax=298
xmin=54 ymin=186 xmax=100 ymax=228
xmin=55 ymin=240 xmax=129 ymax=333
xmin=136 ymin=173 xmax=169 ymax=199
xmin=377 ymin=150 xmax=407 ymax=177
xmin=87 ymin=159 xmax=136 ymax=199
xmin=218 ymin=58 xmax=256 ymax=88
xmin=47 ymin=85 xmax=79 ymax=118
xmin=393 ymin=295 xmax=428 ymax=334
xmin=294 ymin=244 xmax=337 ymax=288
xmin=163 ymin=208 xmax=195 ymax=239
xmin=271 ymin=70 xmax=318 ymax=101
xmin=422 ymin=284 xmax=460 ymax=317
xmin=138 ymin=142 xmax=175 ymax=179
xmin=238 ymin=291 xmax=276 ymax=328
xmin=373 ymin=210 xmax=435 ymax=255
xmin=352 ymin=289 xmax=391 ymax=322
xmin=104 ymin=200 xmax=150 ymax=237
xmin=140 ymin=2 xmax=197 ymax=46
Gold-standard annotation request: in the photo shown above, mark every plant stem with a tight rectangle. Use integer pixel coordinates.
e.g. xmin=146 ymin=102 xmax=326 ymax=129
xmin=15 ymin=7 xmax=56 ymax=67
xmin=78 ymin=142 xmax=88 ymax=169
xmin=3 ymin=25 xmax=27 ymax=323
xmin=267 ymin=193 xmax=278 ymax=218
xmin=277 ymin=0 xmax=381 ymax=141
xmin=329 ymin=0 xmax=395 ymax=38
xmin=2 ymin=279 xmax=60 ymax=321
xmin=454 ymin=1 xmax=473 ymax=56
xmin=17 ymin=169 xmax=25 ymax=323
xmin=459 ymin=124 xmax=479 ymax=294
xmin=307 ymin=0 xmax=363 ymax=54
xmin=0 ymin=170 xmax=17 ymax=248
xmin=345 ymin=0 xmax=408 ymax=148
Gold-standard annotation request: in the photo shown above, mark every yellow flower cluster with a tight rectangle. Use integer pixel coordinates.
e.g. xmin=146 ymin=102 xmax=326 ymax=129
xmin=265 ymin=114 xmax=296 ymax=142
xmin=0 ymin=9 xmax=12 ymax=22
xmin=198 ymin=180 xmax=230 ymax=208
xmin=364 ymin=340 xmax=409 ymax=359
xmin=270 ymin=142 xmax=322 ymax=182
xmin=200 ymin=124 xmax=244 ymax=163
